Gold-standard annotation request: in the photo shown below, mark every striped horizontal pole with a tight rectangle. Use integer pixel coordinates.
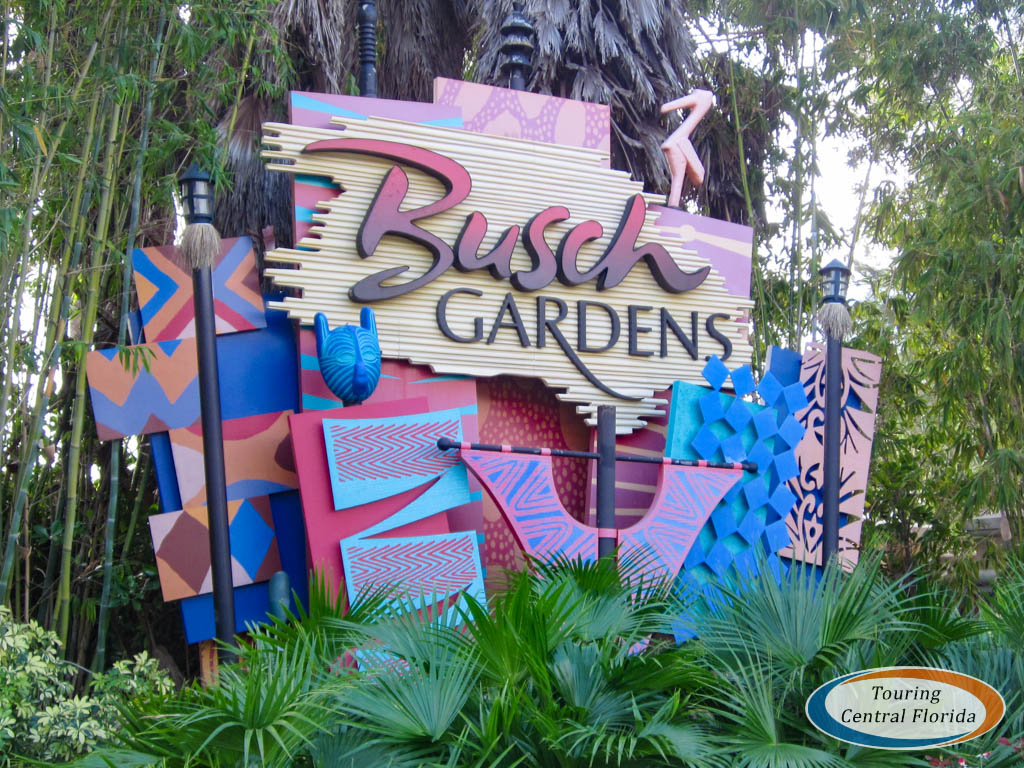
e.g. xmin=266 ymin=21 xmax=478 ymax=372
xmin=436 ymin=437 xmax=756 ymax=474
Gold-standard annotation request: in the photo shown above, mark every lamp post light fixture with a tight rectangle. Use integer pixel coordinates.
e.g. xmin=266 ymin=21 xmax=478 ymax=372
xmin=817 ymin=258 xmax=852 ymax=567
xmin=178 ymin=164 xmax=235 ymax=661
xmin=499 ymin=4 xmax=535 ymax=91
xmin=179 ymin=163 xmax=215 ymax=224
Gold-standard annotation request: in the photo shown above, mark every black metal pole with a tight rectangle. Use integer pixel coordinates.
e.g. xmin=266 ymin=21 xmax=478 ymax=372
xmin=596 ymin=405 xmax=617 ymax=558
xmin=192 ymin=267 xmax=235 ymax=656
xmin=436 ymin=437 xmax=757 ymax=473
xmin=357 ymin=0 xmax=378 ymax=98
xmin=821 ymin=331 xmax=842 ymax=565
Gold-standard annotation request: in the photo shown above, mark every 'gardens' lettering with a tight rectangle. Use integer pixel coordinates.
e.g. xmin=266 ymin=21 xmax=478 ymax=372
xmin=435 ymin=288 xmax=731 ymax=397
xmin=303 ymin=137 xmax=710 ymax=302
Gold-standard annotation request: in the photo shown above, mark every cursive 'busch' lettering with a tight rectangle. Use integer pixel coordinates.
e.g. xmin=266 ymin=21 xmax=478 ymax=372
xmin=303 ymin=137 xmax=709 ymax=301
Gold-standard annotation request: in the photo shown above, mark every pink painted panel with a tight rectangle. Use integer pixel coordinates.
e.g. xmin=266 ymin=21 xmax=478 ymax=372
xmin=617 ymin=463 xmax=742 ymax=585
xmin=433 ymin=78 xmax=610 ymax=163
xmin=476 ymin=377 xmax=591 ymax=574
xmin=650 ymin=206 xmax=754 ymax=301
xmin=585 ymin=389 xmax=671 ymax=529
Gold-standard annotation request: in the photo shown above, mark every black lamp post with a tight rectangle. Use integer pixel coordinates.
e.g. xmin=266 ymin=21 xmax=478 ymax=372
xmin=817 ymin=258 xmax=851 ymax=567
xmin=596 ymin=406 xmax=617 ymax=559
xmin=357 ymin=0 xmax=378 ymax=98
xmin=179 ymin=164 xmax=235 ymax=660
xmin=499 ymin=5 xmax=534 ymax=91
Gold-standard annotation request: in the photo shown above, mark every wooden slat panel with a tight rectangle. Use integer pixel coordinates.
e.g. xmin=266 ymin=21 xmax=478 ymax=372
xmin=262 ymin=116 xmax=754 ymax=433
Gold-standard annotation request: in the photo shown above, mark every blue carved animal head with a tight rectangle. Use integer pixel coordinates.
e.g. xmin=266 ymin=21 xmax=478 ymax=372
xmin=314 ymin=308 xmax=382 ymax=406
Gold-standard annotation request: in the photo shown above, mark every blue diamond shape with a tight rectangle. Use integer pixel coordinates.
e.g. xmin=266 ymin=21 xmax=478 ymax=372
xmin=702 ymin=356 xmax=730 ymax=390
xmin=773 ymin=450 xmax=799 ymax=483
xmin=730 ymin=365 xmax=756 ymax=397
xmin=229 ymin=500 xmax=275 ymax=578
xmin=684 ymin=540 xmax=707 ymax=569
xmin=758 ymin=371 xmax=783 ymax=406
xmin=752 ymin=410 xmax=778 ymax=439
xmin=721 ymin=433 xmax=746 ymax=462
xmin=762 ymin=518 xmax=792 ymax=552
xmin=699 ymin=391 xmax=725 ymax=423
xmin=778 ymin=415 xmax=805 ymax=448
xmin=769 ymin=485 xmax=797 ymax=517
xmin=746 ymin=442 xmax=773 ymax=474
xmin=732 ymin=546 xmax=758 ymax=578
xmin=723 ymin=481 xmax=743 ymax=503
xmin=691 ymin=425 xmax=720 ymax=460
xmin=705 ymin=539 xmax=733 ymax=577
xmin=783 ymin=383 xmax=810 ymax=413
xmin=743 ymin=478 xmax=770 ymax=510
xmin=737 ymin=508 xmax=766 ymax=544
xmin=725 ymin=399 xmax=753 ymax=431
xmin=712 ymin=505 xmax=738 ymax=538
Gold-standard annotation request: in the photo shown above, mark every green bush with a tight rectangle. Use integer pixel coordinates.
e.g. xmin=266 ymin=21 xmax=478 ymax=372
xmin=0 ymin=605 xmax=172 ymax=764
xmin=72 ymin=556 xmax=1024 ymax=767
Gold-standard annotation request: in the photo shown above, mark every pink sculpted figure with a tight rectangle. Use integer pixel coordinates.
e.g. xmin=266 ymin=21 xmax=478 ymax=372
xmin=660 ymin=89 xmax=715 ymax=208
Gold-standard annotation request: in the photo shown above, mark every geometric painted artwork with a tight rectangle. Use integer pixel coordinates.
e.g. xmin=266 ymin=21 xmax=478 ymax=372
xmin=459 ymin=450 xmax=599 ymax=564
xmin=86 ymin=339 xmax=201 ymax=441
xmin=475 ymin=377 xmax=592 ymax=579
xmin=618 ymin=462 xmax=742 ymax=587
xmin=769 ymin=344 xmax=882 ymax=570
xmin=290 ymin=400 xmax=460 ymax=597
xmin=322 ymin=410 xmax=463 ymax=511
xmin=340 ymin=530 xmax=485 ymax=613
xmin=315 ymin=408 xmax=480 ymax=617
xmin=665 ymin=357 xmax=804 ymax=624
xmin=177 ymin=490 xmax=309 ymax=644
xmin=169 ymin=410 xmax=298 ymax=507
xmin=148 ymin=496 xmax=281 ymax=601
xmin=459 ymin=446 xmax=743 ymax=588
xmin=87 ymin=308 xmax=299 ymax=443
xmin=132 ymin=236 xmax=265 ymax=342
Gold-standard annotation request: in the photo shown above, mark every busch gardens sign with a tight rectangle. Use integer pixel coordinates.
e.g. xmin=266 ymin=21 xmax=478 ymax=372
xmin=263 ymin=110 xmax=754 ymax=433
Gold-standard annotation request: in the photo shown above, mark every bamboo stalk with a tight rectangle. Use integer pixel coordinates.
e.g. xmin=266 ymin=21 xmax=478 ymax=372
xmin=120 ymin=449 xmax=150 ymax=561
xmin=94 ymin=7 xmax=166 ymax=672
xmin=57 ymin=95 xmax=124 ymax=647
xmin=0 ymin=3 xmax=114 ymax=451
xmin=0 ymin=91 xmax=103 ymax=604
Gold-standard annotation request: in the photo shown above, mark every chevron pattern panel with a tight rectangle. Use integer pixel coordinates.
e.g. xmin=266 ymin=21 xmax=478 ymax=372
xmin=132 ymin=236 xmax=265 ymax=342
xmin=170 ymin=410 xmax=298 ymax=507
xmin=148 ymin=496 xmax=281 ymax=601
xmin=460 ymin=450 xmax=598 ymax=563
xmin=290 ymin=399 xmax=477 ymax=598
xmin=618 ymin=462 xmax=742 ymax=587
xmin=323 ymin=410 xmax=463 ymax=510
xmin=341 ymin=531 xmax=485 ymax=612
xmin=87 ymin=339 xmax=201 ymax=441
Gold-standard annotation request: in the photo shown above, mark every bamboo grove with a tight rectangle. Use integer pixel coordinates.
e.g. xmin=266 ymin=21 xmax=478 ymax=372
xmin=2 ymin=0 xmax=1022 ymax=680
